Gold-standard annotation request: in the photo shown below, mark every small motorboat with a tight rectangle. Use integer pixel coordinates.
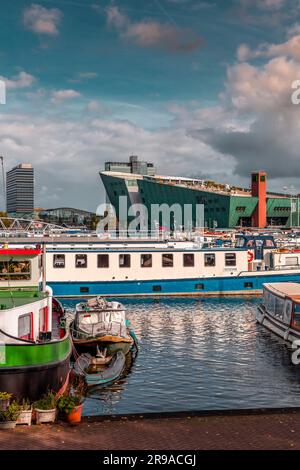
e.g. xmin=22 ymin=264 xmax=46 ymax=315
xmin=70 ymin=296 xmax=136 ymax=354
xmin=257 ymin=282 xmax=300 ymax=344
xmin=73 ymin=350 xmax=126 ymax=386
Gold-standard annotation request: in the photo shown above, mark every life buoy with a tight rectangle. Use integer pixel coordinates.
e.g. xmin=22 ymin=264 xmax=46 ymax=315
xmin=247 ymin=251 xmax=254 ymax=263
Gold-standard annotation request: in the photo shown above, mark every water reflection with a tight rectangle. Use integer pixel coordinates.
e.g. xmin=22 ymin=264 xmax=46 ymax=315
xmin=62 ymin=297 xmax=300 ymax=416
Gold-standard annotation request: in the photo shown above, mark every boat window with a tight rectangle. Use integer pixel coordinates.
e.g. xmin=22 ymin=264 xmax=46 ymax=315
xmin=293 ymin=304 xmax=300 ymax=329
xmin=274 ymin=296 xmax=285 ymax=320
xmin=195 ymin=283 xmax=204 ymax=290
xmin=225 ymin=253 xmax=236 ymax=267
xmin=80 ymin=287 xmax=89 ymax=293
xmin=244 ymin=282 xmax=253 ymax=288
xmin=285 ymin=256 xmax=299 ymax=266
xmin=98 ymin=254 xmax=109 ymax=268
xmin=266 ymin=292 xmax=275 ymax=314
xmin=204 ymin=253 xmax=215 ymax=267
xmin=39 ymin=307 xmax=48 ymax=333
xmin=183 ymin=253 xmax=194 ymax=267
xmin=53 ymin=254 xmax=65 ymax=269
xmin=162 ymin=254 xmax=173 ymax=267
xmin=75 ymin=254 xmax=87 ymax=268
xmin=119 ymin=254 xmax=131 ymax=268
xmin=0 ymin=260 xmax=31 ymax=280
xmin=18 ymin=313 xmax=33 ymax=340
xmin=235 ymin=238 xmax=245 ymax=248
xmin=141 ymin=254 xmax=152 ymax=268
xmin=246 ymin=240 xmax=254 ymax=248
xmin=153 ymin=285 xmax=162 ymax=292
xmin=284 ymin=300 xmax=292 ymax=324
xmin=265 ymin=239 xmax=275 ymax=248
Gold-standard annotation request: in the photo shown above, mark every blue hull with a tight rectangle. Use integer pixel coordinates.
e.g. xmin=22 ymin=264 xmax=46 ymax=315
xmin=49 ymin=272 xmax=300 ymax=298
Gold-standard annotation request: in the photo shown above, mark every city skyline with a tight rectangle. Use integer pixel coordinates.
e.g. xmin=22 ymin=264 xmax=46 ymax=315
xmin=1 ymin=1 xmax=300 ymax=211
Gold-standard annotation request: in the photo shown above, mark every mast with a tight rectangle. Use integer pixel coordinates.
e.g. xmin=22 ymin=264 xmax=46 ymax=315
xmin=42 ymin=243 xmax=46 ymax=292
xmin=0 ymin=156 xmax=5 ymax=211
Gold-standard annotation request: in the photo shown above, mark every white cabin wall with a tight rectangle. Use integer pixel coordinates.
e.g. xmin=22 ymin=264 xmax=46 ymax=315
xmin=0 ymin=297 xmax=48 ymax=343
xmin=45 ymin=250 xmax=249 ymax=282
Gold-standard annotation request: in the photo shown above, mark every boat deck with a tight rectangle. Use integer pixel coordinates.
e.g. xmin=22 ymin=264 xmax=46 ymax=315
xmin=0 ymin=292 xmax=47 ymax=309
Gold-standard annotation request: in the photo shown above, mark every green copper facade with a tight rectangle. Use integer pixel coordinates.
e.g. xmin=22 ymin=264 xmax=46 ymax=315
xmin=100 ymin=172 xmax=299 ymax=229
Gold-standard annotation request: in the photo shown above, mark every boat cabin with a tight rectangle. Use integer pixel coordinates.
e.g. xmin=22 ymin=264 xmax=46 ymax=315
xmin=235 ymin=235 xmax=277 ymax=260
xmin=261 ymin=282 xmax=300 ymax=330
xmin=74 ymin=298 xmax=127 ymax=339
xmin=0 ymin=247 xmax=53 ymax=344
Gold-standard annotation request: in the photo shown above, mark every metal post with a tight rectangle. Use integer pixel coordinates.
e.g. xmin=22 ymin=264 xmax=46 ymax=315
xmin=0 ymin=156 xmax=5 ymax=212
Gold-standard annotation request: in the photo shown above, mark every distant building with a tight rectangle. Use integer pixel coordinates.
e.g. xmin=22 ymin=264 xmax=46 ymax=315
xmin=100 ymin=170 xmax=299 ymax=229
xmin=39 ymin=207 xmax=98 ymax=230
xmin=6 ymin=163 xmax=34 ymax=216
xmin=105 ymin=155 xmax=156 ymax=176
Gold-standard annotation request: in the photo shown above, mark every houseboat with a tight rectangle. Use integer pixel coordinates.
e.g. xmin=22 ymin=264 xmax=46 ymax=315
xmin=257 ymin=282 xmax=300 ymax=343
xmin=5 ymin=233 xmax=300 ymax=298
xmin=0 ymin=247 xmax=71 ymax=400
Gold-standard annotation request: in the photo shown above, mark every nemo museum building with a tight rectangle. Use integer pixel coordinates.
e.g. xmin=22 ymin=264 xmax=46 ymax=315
xmin=100 ymin=163 xmax=300 ymax=229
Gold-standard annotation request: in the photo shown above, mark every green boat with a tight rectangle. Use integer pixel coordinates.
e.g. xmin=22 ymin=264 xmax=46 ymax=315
xmin=0 ymin=247 xmax=71 ymax=400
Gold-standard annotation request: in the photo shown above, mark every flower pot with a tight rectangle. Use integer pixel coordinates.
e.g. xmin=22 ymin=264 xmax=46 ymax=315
xmin=16 ymin=409 xmax=32 ymax=426
xmin=0 ymin=398 xmax=10 ymax=411
xmin=65 ymin=404 xmax=83 ymax=425
xmin=34 ymin=408 xmax=56 ymax=424
xmin=0 ymin=421 xmax=16 ymax=429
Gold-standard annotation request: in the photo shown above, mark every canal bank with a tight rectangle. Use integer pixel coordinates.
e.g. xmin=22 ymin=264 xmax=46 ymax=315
xmin=1 ymin=408 xmax=300 ymax=450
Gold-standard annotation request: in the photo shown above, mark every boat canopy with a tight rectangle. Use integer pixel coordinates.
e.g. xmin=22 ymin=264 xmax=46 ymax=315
xmin=75 ymin=297 xmax=127 ymax=338
xmin=263 ymin=282 xmax=300 ymax=302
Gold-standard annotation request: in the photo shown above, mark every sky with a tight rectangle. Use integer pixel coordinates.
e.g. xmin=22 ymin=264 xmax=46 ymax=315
xmin=1 ymin=0 xmax=300 ymax=211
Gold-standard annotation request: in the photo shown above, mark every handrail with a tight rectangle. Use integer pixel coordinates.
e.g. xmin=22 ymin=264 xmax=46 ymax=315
xmin=0 ymin=327 xmax=69 ymax=345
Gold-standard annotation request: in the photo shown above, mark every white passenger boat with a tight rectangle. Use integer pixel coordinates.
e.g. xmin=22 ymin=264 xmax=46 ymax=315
xmin=257 ymin=282 xmax=300 ymax=343
xmin=5 ymin=233 xmax=300 ymax=298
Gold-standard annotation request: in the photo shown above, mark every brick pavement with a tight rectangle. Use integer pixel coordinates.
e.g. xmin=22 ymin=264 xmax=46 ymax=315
xmin=0 ymin=410 xmax=300 ymax=450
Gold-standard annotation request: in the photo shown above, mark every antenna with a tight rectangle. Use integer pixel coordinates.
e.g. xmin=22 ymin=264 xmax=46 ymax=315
xmin=0 ymin=156 xmax=5 ymax=212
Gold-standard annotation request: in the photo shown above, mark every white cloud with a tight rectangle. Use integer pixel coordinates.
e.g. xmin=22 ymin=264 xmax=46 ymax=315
xmin=52 ymin=89 xmax=81 ymax=103
xmin=0 ymin=71 xmax=36 ymax=89
xmin=23 ymin=4 xmax=62 ymax=36
xmin=106 ymin=5 xmax=202 ymax=52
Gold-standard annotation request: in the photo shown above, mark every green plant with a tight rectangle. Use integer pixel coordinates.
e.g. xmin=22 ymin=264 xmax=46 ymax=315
xmin=57 ymin=394 xmax=82 ymax=415
xmin=34 ymin=392 xmax=56 ymax=410
xmin=0 ymin=392 xmax=12 ymax=401
xmin=20 ymin=398 xmax=31 ymax=411
xmin=0 ymin=401 xmax=21 ymax=422
xmin=57 ymin=382 xmax=84 ymax=415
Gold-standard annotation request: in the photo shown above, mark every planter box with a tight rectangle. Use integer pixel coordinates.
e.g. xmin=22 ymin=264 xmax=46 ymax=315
xmin=0 ymin=399 xmax=10 ymax=411
xmin=34 ymin=408 xmax=56 ymax=424
xmin=0 ymin=421 xmax=16 ymax=429
xmin=16 ymin=409 xmax=32 ymax=426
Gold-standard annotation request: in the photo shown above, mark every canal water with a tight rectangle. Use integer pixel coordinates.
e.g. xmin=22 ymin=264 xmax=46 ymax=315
xmin=63 ymin=297 xmax=300 ymax=416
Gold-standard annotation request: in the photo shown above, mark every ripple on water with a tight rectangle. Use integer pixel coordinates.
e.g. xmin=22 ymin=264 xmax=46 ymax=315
xmin=62 ymin=297 xmax=300 ymax=416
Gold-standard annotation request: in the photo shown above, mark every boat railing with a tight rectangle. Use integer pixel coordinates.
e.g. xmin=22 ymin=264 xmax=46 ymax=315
xmin=71 ymin=320 xmax=126 ymax=339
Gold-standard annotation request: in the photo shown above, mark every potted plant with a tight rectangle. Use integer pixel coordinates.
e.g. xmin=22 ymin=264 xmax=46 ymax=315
xmin=34 ymin=392 xmax=57 ymax=424
xmin=57 ymin=385 xmax=84 ymax=425
xmin=0 ymin=392 xmax=12 ymax=411
xmin=16 ymin=399 xmax=33 ymax=426
xmin=0 ymin=401 xmax=21 ymax=429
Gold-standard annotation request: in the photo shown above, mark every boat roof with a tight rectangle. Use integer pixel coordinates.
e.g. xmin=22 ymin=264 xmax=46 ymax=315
xmin=264 ymin=282 xmax=300 ymax=301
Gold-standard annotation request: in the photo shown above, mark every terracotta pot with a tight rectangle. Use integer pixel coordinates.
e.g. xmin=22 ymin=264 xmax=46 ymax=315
xmin=35 ymin=408 xmax=56 ymax=424
xmin=65 ymin=404 xmax=82 ymax=425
